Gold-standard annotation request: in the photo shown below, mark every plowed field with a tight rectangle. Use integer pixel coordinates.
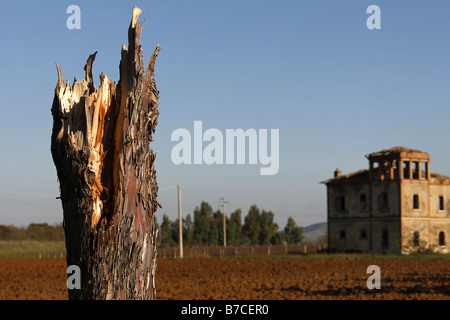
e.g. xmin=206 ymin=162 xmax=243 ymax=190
xmin=0 ymin=257 xmax=449 ymax=300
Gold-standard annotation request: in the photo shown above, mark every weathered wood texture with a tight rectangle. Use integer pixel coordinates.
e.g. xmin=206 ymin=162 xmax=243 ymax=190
xmin=51 ymin=7 xmax=160 ymax=300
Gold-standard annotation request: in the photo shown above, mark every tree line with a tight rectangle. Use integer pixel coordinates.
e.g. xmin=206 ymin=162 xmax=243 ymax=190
xmin=0 ymin=202 xmax=305 ymax=247
xmin=155 ymin=201 xmax=304 ymax=248
xmin=0 ymin=223 xmax=65 ymax=241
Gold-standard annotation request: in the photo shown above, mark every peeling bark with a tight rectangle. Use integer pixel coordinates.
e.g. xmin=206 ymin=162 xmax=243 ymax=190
xmin=51 ymin=7 xmax=160 ymax=300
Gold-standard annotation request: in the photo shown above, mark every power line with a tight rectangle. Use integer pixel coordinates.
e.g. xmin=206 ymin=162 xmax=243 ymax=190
xmin=158 ymin=185 xmax=177 ymax=191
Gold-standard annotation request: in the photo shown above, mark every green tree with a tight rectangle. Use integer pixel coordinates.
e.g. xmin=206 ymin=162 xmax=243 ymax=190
xmin=271 ymin=231 xmax=285 ymax=245
xmin=0 ymin=225 xmax=27 ymax=240
xmin=167 ymin=217 xmax=194 ymax=247
xmin=183 ymin=214 xmax=194 ymax=246
xmin=284 ymin=217 xmax=304 ymax=244
xmin=26 ymin=223 xmax=49 ymax=241
xmin=259 ymin=210 xmax=280 ymax=245
xmin=227 ymin=209 xmax=242 ymax=246
xmin=170 ymin=218 xmax=180 ymax=245
xmin=211 ymin=210 xmax=223 ymax=246
xmin=193 ymin=201 xmax=214 ymax=245
xmin=159 ymin=214 xmax=176 ymax=247
xmin=243 ymin=205 xmax=260 ymax=245
xmin=46 ymin=223 xmax=65 ymax=241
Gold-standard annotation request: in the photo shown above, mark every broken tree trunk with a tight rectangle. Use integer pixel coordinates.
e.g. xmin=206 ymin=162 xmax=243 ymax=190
xmin=51 ymin=7 xmax=160 ymax=300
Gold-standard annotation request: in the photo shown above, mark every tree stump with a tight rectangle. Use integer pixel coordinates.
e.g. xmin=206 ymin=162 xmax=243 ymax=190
xmin=51 ymin=7 xmax=160 ymax=300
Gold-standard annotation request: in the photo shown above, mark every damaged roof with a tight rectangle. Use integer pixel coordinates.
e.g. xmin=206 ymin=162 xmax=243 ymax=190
xmin=322 ymin=169 xmax=450 ymax=185
xmin=431 ymin=173 xmax=450 ymax=185
xmin=366 ymin=146 xmax=429 ymax=159
xmin=321 ymin=169 xmax=369 ymax=185
xmin=322 ymin=147 xmax=449 ymax=185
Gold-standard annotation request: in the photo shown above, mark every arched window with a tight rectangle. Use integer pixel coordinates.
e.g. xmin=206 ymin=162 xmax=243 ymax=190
xmin=439 ymin=231 xmax=445 ymax=246
xmin=413 ymin=231 xmax=420 ymax=247
xmin=413 ymin=194 xmax=419 ymax=210
xmin=439 ymin=196 xmax=445 ymax=211
xmin=382 ymin=230 xmax=389 ymax=249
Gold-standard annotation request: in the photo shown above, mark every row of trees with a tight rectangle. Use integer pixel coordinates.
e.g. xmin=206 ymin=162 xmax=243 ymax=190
xmin=0 ymin=202 xmax=304 ymax=247
xmin=155 ymin=202 xmax=304 ymax=248
xmin=0 ymin=223 xmax=65 ymax=241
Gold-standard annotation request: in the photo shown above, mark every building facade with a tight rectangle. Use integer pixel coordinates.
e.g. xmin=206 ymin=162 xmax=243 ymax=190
xmin=322 ymin=147 xmax=450 ymax=254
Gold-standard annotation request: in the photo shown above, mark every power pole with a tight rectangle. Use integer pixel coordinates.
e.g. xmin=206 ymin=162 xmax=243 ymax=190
xmin=220 ymin=198 xmax=228 ymax=247
xmin=178 ymin=184 xmax=183 ymax=258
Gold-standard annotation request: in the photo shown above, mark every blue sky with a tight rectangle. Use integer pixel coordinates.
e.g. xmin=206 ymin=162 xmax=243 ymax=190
xmin=0 ymin=1 xmax=450 ymax=228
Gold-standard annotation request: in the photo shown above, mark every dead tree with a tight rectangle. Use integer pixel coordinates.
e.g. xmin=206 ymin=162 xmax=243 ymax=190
xmin=51 ymin=7 xmax=160 ymax=300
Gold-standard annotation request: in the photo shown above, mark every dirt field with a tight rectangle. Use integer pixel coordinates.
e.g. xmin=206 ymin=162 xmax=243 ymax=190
xmin=0 ymin=256 xmax=449 ymax=300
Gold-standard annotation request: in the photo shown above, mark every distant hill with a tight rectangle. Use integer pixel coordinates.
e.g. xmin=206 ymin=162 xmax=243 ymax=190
xmin=302 ymin=222 xmax=327 ymax=243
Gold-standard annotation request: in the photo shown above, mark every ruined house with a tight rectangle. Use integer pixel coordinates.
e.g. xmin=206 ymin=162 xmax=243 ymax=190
xmin=322 ymin=147 xmax=450 ymax=254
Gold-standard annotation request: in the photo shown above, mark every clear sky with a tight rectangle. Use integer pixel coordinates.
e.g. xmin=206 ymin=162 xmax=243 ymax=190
xmin=0 ymin=0 xmax=450 ymax=229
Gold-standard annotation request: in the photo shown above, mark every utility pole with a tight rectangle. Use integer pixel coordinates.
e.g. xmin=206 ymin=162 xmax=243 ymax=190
xmin=220 ymin=198 xmax=228 ymax=247
xmin=178 ymin=184 xmax=183 ymax=258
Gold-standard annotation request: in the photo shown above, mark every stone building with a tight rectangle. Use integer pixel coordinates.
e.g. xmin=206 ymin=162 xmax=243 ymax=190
xmin=322 ymin=147 xmax=450 ymax=254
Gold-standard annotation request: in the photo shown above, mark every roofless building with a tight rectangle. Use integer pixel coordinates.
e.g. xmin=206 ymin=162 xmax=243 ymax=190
xmin=322 ymin=147 xmax=450 ymax=254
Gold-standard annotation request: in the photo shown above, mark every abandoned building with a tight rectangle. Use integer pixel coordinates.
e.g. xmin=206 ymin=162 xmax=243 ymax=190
xmin=322 ymin=147 xmax=450 ymax=254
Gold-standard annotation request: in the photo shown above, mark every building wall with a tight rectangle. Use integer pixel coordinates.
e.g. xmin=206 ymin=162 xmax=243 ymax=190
xmin=327 ymin=182 xmax=370 ymax=252
xmin=329 ymin=221 xmax=371 ymax=252
xmin=328 ymin=184 xmax=370 ymax=219
xmin=400 ymin=179 xmax=430 ymax=253
xmin=401 ymin=180 xmax=430 ymax=218
xmin=401 ymin=218 xmax=429 ymax=253
xmin=429 ymin=184 xmax=450 ymax=218
xmin=328 ymin=217 xmax=401 ymax=253
xmin=400 ymin=182 xmax=450 ymax=253
xmin=370 ymin=181 xmax=400 ymax=217
xmin=326 ymin=149 xmax=450 ymax=254
xmin=402 ymin=219 xmax=450 ymax=253
xmin=327 ymin=181 xmax=401 ymax=253
xmin=371 ymin=220 xmax=401 ymax=254
xmin=430 ymin=220 xmax=450 ymax=253
xmin=429 ymin=184 xmax=450 ymax=252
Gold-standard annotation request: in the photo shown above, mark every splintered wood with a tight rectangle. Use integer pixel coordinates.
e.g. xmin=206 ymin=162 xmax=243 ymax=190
xmin=51 ymin=7 xmax=160 ymax=300
xmin=55 ymin=53 xmax=114 ymax=230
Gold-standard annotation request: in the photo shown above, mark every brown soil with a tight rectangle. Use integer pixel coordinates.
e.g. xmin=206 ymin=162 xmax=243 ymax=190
xmin=0 ymin=258 xmax=67 ymax=300
xmin=0 ymin=257 xmax=449 ymax=300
